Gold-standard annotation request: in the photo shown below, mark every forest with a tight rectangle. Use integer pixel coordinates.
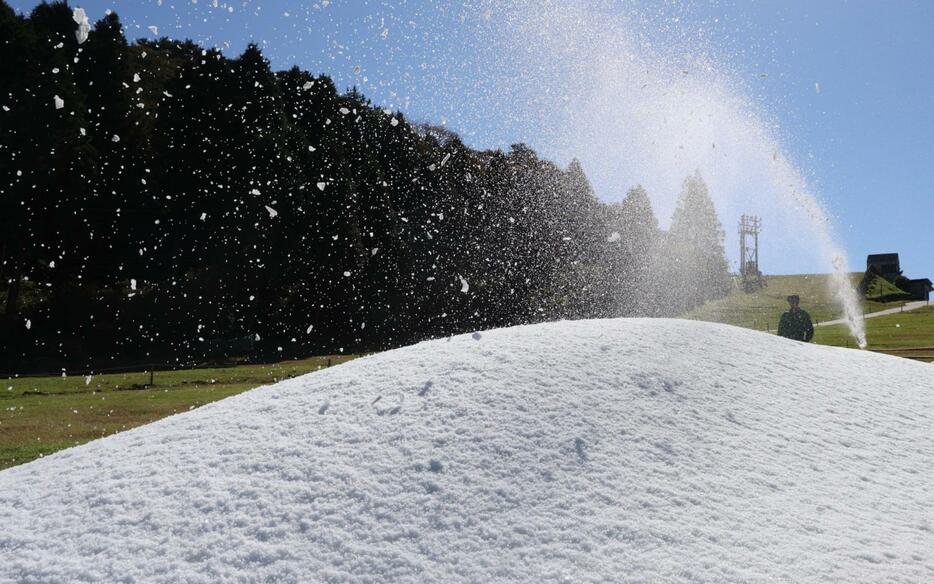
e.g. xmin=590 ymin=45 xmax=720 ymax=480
xmin=0 ymin=1 xmax=732 ymax=372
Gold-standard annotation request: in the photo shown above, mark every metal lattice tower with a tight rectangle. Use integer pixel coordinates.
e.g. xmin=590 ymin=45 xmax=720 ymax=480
xmin=738 ymin=215 xmax=764 ymax=292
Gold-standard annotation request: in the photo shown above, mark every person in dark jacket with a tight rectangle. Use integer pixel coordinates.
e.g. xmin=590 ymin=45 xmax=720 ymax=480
xmin=778 ymin=294 xmax=814 ymax=342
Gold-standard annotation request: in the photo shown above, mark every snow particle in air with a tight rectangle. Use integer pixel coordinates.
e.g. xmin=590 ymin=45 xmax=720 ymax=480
xmin=73 ymin=7 xmax=90 ymax=44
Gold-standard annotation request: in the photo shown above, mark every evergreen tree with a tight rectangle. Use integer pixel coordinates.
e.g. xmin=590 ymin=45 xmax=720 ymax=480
xmin=660 ymin=172 xmax=731 ymax=314
xmin=0 ymin=0 xmax=731 ymax=371
xmin=0 ymin=1 xmax=98 ymax=363
xmin=604 ymin=185 xmax=659 ymax=316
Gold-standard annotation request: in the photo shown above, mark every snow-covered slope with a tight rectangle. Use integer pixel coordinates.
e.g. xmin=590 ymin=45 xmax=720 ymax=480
xmin=2 ymin=319 xmax=933 ymax=583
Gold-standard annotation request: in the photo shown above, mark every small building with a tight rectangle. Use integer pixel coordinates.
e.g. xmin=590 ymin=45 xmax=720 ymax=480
xmin=866 ymin=253 xmax=901 ymax=281
xmin=906 ymin=278 xmax=933 ymax=302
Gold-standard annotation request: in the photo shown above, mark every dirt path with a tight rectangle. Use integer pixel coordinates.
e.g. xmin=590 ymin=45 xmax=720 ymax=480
xmin=816 ymin=300 xmax=930 ymax=327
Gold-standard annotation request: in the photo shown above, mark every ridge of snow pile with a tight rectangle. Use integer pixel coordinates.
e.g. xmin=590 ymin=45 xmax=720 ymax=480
xmin=1 ymin=319 xmax=933 ymax=583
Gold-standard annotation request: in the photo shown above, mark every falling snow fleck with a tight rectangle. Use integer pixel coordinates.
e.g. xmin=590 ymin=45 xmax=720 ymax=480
xmin=73 ymin=7 xmax=90 ymax=44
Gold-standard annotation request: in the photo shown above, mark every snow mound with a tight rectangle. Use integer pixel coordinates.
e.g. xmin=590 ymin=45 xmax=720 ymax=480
xmin=2 ymin=319 xmax=933 ymax=582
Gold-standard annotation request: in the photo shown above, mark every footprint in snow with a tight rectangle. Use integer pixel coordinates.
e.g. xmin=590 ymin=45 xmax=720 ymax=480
xmin=318 ymin=401 xmax=330 ymax=415
xmin=414 ymin=459 xmax=444 ymax=473
xmin=373 ymin=394 xmax=403 ymax=416
xmin=419 ymin=381 xmax=433 ymax=396
xmin=472 ymin=332 xmax=482 ymax=340
xmin=574 ymin=437 xmax=588 ymax=463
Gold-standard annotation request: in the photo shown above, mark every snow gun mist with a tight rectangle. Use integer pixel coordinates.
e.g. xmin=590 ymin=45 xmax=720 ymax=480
xmin=0 ymin=0 xmax=875 ymax=380
xmin=462 ymin=0 xmax=867 ymax=347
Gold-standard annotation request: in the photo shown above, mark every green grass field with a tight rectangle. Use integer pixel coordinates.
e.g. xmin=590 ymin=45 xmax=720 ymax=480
xmin=685 ymin=272 xmax=934 ymax=361
xmin=814 ymin=305 xmax=934 ymax=361
xmin=684 ymin=273 xmax=892 ymax=332
xmin=0 ymin=355 xmax=358 ymax=470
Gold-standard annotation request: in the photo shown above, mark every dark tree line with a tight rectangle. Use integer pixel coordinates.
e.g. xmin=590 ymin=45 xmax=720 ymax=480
xmin=0 ymin=1 xmax=731 ymax=372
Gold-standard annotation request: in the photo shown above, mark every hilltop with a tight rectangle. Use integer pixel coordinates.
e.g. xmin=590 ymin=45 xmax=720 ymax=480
xmin=2 ymin=319 xmax=932 ymax=582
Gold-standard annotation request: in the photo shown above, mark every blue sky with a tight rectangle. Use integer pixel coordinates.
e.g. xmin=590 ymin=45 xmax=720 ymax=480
xmin=10 ymin=0 xmax=934 ymax=278
xmin=734 ymin=1 xmax=934 ymax=279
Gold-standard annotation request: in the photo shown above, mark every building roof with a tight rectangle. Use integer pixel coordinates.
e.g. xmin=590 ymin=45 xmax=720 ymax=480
xmin=867 ymin=253 xmax=900 ymax=262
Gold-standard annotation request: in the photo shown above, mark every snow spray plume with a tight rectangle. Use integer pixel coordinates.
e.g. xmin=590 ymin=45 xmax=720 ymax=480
xmin=464 ymin=0 xmax=866 ymax=347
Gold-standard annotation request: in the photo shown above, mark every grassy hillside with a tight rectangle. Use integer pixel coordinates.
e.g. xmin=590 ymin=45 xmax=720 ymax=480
xmin=863 ymin=272 xmax=912 ymax=302
xmin=684 ymin=273 xmax=891 ymax=332
xmin=814 ymin=305 xmax=934 ymax=361
xmin=686 ymin=273 xmax=934 ymax=360
xmin=0 ymin=354 xmax=358 ymax=470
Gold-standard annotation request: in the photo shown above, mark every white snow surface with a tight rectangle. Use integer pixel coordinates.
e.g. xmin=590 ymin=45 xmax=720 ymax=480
xmin=1 ymin=319 xmax=933 ymax=583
